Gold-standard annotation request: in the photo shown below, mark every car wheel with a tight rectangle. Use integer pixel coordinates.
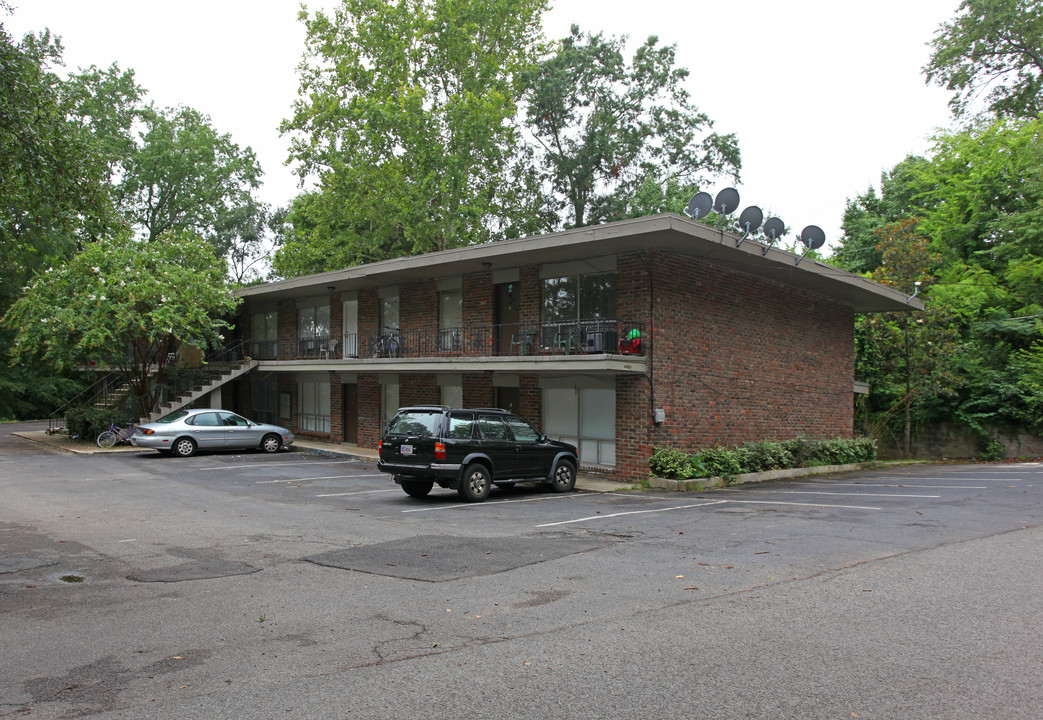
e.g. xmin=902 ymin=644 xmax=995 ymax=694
xmin=172 ymin=437 xmax=197 ymax=458
xmin=548 ymin=458 xmax=576 ymax=493
xmin=458 ymin=463 xmax=492 ymax=502
xmin=401 ymin=479 xmax=434 ymax=498
xmin=260 ymin=433 xmax=282 ymax=453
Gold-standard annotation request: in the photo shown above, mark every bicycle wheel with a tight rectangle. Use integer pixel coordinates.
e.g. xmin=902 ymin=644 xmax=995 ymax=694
xmin=97 ymin=430 xmax=118 ymax=449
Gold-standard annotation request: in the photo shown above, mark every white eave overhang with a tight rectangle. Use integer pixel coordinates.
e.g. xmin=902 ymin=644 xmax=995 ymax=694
xmin=238 ymin=213 xmax=923 ymax=313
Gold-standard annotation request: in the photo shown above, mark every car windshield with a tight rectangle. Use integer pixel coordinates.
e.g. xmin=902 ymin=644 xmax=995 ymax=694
xmin=386 ymin=411 xmax=439 ymax=437
xmin=157 ymin=409 xmax=190 ymax=424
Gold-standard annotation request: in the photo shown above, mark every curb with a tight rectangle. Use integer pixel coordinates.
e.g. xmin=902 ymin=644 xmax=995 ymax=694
xmin=647 ymin=460 xmax=913 ymax=491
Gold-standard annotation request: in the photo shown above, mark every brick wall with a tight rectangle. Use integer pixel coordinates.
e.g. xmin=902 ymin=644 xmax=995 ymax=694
xmin=329 ymin=372 xmax=342 ymax=441
xmin=647 ymin=251 xmax=854 ymax=451
xmin=358 ymin=373 xmax=381 ymax=447
xmin=463 ymin=373 xmax=493 ymax=408
xmin=401 ymin=374 xmax=440 ymax=406
xmin=401 ymin=280 xmax=437 ymax=330
xmin=277 ymin=299 xmax=296 ymax=360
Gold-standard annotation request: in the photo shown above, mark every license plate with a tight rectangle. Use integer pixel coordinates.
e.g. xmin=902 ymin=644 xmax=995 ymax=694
xmin=400 ymin=444 xmax=413 ymax=456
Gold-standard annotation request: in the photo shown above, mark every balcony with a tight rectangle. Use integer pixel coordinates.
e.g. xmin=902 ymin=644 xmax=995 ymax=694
xmin=267 ymin=321 xmax=648 ymax=361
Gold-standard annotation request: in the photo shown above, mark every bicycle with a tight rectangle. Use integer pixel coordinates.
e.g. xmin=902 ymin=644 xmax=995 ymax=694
xmin=371 ymin=327 xmax=402 ymax=358
xmin=97 ymin=423 xmax=136 ymax=449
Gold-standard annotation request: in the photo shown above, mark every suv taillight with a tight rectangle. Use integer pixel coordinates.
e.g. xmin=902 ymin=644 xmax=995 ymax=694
xmin=378 ymin=440 xmax=383 ymax=451
xmin=435 ymin=442 xmax=446 ymax=460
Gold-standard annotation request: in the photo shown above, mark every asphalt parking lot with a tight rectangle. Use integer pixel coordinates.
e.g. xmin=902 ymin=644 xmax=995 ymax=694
xmin=3 ymin=424 xmax=1042 ymax=719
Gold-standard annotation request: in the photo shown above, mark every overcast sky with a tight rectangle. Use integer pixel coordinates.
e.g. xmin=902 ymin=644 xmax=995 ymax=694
xmin=6 ymin=0 xmax=959 ymax=252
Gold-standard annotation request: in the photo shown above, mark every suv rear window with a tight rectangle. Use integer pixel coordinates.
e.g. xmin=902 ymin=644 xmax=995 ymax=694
xmin=386 ymin=411 xmax=440 ymax=437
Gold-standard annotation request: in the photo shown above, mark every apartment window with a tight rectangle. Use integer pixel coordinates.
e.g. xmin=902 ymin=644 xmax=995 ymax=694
xmin=298 ymin=302 xmax=330 ymax=357
xmin=251 ymin=311 xmax=277 ymax=359
xmin=380 ymin=295 xmax=399 ymax=334
xmin=542 ymin=386 xmax=616 ymax=467
xmin=542 ymin=272 xmax=616 ymax=322
xmin=541 ymin=272 xmax=616 ymax=349
xmin=439 ymin=289 xmax=462 ymax=352
xmin=297 ymin=378 xmax=330 ymax=433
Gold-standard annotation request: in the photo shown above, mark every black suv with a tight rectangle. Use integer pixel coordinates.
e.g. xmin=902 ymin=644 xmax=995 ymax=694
xmin=377 ymin=406 xmax=579 ymax=502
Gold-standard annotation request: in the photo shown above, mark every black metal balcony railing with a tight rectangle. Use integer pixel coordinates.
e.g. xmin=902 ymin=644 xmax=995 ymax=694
xmin=263 ymin=321 xmax=647 ymax=361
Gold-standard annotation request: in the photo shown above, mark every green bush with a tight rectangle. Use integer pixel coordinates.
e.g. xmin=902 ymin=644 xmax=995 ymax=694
xmin=64 ymin=405 xmax=130 ymax=441
xmin=649 ymin=436 xmax=877 ymax=479
xmin=978 ymin=438 xmax=1004 ymax=461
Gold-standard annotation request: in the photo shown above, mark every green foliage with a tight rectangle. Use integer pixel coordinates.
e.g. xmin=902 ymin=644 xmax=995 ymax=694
xmin=925 ymin=0 xmax=1043 ymax=119
xmin=276 ymin=0 xmax=548 ymax=276
xmin=0 ymin=25 xmax=117 ymax=420
xmin=839 ymin=117 xmax=1043 ymax=450
xmin=64 ymin=405 xmax=129 ymax=441
xmin=2 ymin=231 xmax=240 ymax=418
xmin=648 ymin=438 xmax=877 ymax=480
xmin=64 ymin=64 xmax=266 ymax=264
xmin=978 ymin=438 xmax=1005 ymax=461
xmin=523 ymin=25 xmax=740 ymax=229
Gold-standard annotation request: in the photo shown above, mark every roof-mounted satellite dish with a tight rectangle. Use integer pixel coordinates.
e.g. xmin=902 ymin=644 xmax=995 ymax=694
xmin=713 ymin=188 xmax=740 ymax=226
xmin=685 ymin=192 xmax=713 ymax=220
xmin=761 ymin=217 xmax=785 ymax=254
xmin=795 ymin=224 xmax=826 ymax=265
xmin=735 ymin=205 xmax=763 ymax=247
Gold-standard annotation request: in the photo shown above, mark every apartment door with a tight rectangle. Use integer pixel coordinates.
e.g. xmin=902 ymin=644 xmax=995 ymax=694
xmin=494 ymin=282 xmax=519 ymax=355
xmin=495 ymin=386 xmax=520 ymax=414
xmin=342 ymin=383 xmax=358 ymax=444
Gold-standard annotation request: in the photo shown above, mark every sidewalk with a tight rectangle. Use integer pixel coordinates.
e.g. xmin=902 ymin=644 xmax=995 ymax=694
xmin=11 ymin=430 xmax=638 ymax=494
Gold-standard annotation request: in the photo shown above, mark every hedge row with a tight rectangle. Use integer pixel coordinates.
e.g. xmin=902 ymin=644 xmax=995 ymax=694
xmin=649 ymin=437 xmax=878 ymax=480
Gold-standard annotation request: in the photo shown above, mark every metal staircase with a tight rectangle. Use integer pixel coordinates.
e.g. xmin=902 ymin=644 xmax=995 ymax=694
xmin=139 ymin=357 xmax=257 ymax=424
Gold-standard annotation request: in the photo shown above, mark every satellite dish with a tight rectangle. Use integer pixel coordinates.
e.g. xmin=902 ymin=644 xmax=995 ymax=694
xmin=714 ymin=188 xmax=740 ymax=216
xmin=735 ymin=205 xmax=763 ymax=247
xmin=795 ymin=224 xmax=826 ymax=265
xmin=761 ymin=217 xmax=785 ymax=254
xmin=797 ymin=225 xmax=826 ymax=250
xmin=686 ymin=192 xmax=713 ymax=220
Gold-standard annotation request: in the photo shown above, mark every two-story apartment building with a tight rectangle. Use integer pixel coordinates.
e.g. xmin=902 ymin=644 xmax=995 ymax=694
xmin=226 ymin=213 xmax=919 ymax=481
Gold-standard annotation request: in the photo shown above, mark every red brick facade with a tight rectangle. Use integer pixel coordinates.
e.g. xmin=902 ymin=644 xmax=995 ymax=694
xmin=238 ymin=245 xmax=859 ymax=482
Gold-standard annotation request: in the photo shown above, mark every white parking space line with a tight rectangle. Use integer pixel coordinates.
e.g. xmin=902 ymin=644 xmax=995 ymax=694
xmin=536 ymin=500 xmax=727 ymax=527
xmin=805 ymin=483 xmax=988 ymax=490
xmin=723 ymin=500 xmax=883 ymax=510
xmin=256 ymin=473 xmax=390 ymax=484
xmin=402 ymin=493 xmax=588 ymax=513
xmin=316 ymin=489 xmax=401 ymax=497
xmin=872 ymin=474 xmax=1025 ymax=481
xmin=535 ymin=497 xmax=883 ymax=527
xmin=780 ymin=491 xmax=940 ymax=499
xmin=193 ymin=460 xmax=362 ymax=472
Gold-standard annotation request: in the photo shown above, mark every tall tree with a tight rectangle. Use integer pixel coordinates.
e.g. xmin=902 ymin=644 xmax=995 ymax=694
xmin=65 ymin=66 xmax=265 ymax=255
xmin=0 ymin=24 xmax=113 ymax=418
xmin=522 ymin=25 xmax=740 ymax=230
xmin=277 ymin=0 xmax=549 ymax=275
xmin=838 ymin=117 xmax=1043 ymax=444
xmin=2 ymin=231 xmax=240 ymax=419
xmin=925 ymin=0 xmax=1043 ymax=118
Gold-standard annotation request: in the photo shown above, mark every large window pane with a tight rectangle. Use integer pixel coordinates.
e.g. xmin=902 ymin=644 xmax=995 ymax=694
xmin=581 ymin=273 xmax=616 ymax=319
xmin=542 ymin=277 xmax=577 ymax=323
xmin=381 ymin=296 xmax=399 ymax=332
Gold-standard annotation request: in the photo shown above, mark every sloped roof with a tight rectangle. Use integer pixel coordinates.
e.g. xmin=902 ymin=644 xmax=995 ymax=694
xmin=238 ymin=213 xmax=922 ymax=313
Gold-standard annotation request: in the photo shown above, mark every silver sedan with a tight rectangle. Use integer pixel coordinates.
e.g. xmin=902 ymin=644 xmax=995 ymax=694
xmin=131 ymin=408 xmax=295 ymax=457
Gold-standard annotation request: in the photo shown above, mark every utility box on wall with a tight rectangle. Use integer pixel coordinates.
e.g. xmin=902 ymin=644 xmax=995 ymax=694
xmin=653 ymin=408 xmax=666 ymax=424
